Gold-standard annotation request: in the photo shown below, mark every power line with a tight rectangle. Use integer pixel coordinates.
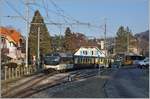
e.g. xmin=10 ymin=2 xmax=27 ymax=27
xmin=49 ymin=0 xmax=81 ymax=23
xmin=4 ymin=0 xmax=27 ymax=22
xmin=3 ymin=0 xmax=105 ymax=35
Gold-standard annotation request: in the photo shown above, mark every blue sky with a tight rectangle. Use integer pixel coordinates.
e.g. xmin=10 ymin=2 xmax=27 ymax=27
xmin=1 ymin=0 xmax=149 ymax=38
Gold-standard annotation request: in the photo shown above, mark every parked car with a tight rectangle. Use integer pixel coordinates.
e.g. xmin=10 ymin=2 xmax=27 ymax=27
xmin=112 ymin=59 xmax=122 ymax=68
xmin=137 ymin=57 xmax=149 ymax=69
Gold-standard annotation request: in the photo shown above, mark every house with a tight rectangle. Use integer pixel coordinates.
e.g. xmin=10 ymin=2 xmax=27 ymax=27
xmin=0 ymin=27 xmax=25 ymax=62
xmin=74 ymin=46 xmax=107 ymax=67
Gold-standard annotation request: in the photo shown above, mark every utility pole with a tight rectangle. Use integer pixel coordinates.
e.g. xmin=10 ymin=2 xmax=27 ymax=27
xmin=0 ymin=0 xmax=2 ymax=76
xmin=127 ymin=30 xmax=130 ymax=53
xmin=104 ymin=19 xmax=107 ymax=68
xmin=59 ymin=24 xmax=62 ymax=51
xmin=114 ymin=37 xmax=116 ymax=55
xmin=37 ymin=27 xmax=40 ymax=70
xmin=25 ymin=0 xmax=29 ymax=68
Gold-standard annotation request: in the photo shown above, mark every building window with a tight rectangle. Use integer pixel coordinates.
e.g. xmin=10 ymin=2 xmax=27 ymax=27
xmin=1 ymin=37 xmax=5 ymax=43
xmin=80 ymin=51 xmax=82 ymax=55
xmin=96 ymin=51 xmax=99 ymax=55
xmin=82 ymin=51 xmax=84 ymax=54
xmin=85 ymin=51 xmax=87 ymax=55
xmin=9 ymin=42 xmax=14 ymax=47
xmin=91 ymin=51 xmax=94 ymax=55
xmin=9 ymin=42 xmax=11 ymax=46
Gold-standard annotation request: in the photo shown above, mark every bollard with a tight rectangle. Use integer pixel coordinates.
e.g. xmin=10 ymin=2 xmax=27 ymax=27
xmin=4 ymin=66 xmax=8 ymax=80
xmin=68 ymin=75 xmax=72 ymax=82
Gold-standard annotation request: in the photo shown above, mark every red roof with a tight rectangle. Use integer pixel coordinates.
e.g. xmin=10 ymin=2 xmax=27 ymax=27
xmin=0 ymin=27 xmax=22 ymax=44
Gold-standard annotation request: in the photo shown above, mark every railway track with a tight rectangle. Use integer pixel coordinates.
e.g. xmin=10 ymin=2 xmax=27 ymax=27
xmin=2 ymin=70 xmax=58 ymax=98
xmin=2 ymin=68 xmax=105 ymax=98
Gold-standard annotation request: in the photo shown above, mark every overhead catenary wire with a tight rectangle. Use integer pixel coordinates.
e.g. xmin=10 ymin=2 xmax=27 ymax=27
xmin=49 ymin=0 xmax=82 ymax=23
xmin=5 ymin=0 xmax=101 ymax=29
xmin=4 ymin=0 xmax=27 ymax=22
xmin=3 ymin=0 xmax=111 ymax=36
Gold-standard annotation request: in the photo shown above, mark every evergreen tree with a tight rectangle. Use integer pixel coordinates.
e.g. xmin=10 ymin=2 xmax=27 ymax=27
xmin=116 ymin=26 xmax=128 ymax=53
xmin=64 ymin=27 xmax=72 ymax=52
xmin=28 ymin=10 xmax=51 ymax=60
xmin=116 ymin=26 xmax=137 ymax=54
xmin=51 ymin=35 xmax=64 ymax=52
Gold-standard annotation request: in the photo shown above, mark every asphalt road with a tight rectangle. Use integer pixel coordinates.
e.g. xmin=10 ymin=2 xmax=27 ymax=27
xmin=30 ymin=67 xmax=149 ymax=98
xmin=105 ymin=67 xmax=149 ymax=98
xmin=2 ymin=67 xmax=149 ymax=98
xmin=29 ymin=68 xmax=110 ymax=98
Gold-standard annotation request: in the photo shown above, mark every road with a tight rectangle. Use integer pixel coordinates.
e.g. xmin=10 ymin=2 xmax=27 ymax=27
xmin=1 ymin=68 xmax=100 ymax=98
xmin=105 ymin=67 xmax=149 ymax=98
xmin=1 ymin=67 xmax=149 ymax=98
xmin=30 ymin=67 xmax=149 ymax=98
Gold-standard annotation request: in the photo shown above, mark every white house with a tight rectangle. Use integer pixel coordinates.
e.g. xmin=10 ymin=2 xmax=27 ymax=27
xmin=74 ymin=46 xmax=105 ymax=57
xmin=74 ymin=46 xmax=107 ymax=66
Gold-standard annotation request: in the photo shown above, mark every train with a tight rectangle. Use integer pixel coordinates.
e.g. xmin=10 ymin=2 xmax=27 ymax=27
xmin=43 ymin=52 xmax=74 ymax=71
xmin=43 ymin=52 xmax=108 ymax=71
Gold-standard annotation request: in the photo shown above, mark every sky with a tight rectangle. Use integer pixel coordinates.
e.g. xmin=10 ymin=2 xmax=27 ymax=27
xmin=1 ymin=0 xmax=149 ymax=38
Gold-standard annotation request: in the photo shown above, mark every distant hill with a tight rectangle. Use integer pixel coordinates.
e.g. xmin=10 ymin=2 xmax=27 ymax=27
xmin=134 ymin=30 xmax=149 ymax=56
xmin=135 ymin=30 xmax=149 ymax=41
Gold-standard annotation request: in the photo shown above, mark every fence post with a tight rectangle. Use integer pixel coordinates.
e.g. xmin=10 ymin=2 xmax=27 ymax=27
xmin=15 ymin=67 xmax=17 ymax=78
xmin=8 ymin=67 xmax=11 ymax=79
xmin=21 ymin=66 xmax=23 ymax=76
xmin=28 ymin=66 xmax=29 ymax=74
xmin=4 ymin=66 xmax=8 ymax=80
xmin=12 ymin=68 xmax=14 ymax=79
xmin=18 ymin=66 xmax=21 ymax=77
xmin=25 ymin=66 xmax=27 ymax=75
xmin=34 ymin=65 xmax=36 ymax=73
xmin=32 ymin=65 xmax=34 ymax=73
xmin=29 ymin=65 xmax=31 ymax=74
xmin=23 ymin=66 xmax=25 ymax=75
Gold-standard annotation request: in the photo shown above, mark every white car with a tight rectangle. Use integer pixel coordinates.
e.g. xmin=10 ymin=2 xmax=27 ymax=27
xmin=137 ymin=58 xmax=149 ymax=69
